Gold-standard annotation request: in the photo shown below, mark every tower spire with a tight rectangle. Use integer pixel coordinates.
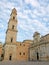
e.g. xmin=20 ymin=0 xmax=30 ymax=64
xmin=5 ymin=8 xmax=18 ymax=44
xmin=11 ymin=8 xmax=17 ymax=15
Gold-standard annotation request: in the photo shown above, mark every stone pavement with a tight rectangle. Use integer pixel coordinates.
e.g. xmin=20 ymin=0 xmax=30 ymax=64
xmin=0 ymin=61 xmax=49 ymax=65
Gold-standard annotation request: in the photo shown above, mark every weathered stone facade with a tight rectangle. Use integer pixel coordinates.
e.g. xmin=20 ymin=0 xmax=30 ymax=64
xmin=30 ymin=32 xmax=49 ymax=61
xmin=0 ymin=8 xmax=49 ymax=61
xmin=4 ymin=44 xmax=17 ymax=60
xmin=3 ymin=8 xmax=30 ymax=61
xmin=0 ymin=42 xmax=3 ymax=61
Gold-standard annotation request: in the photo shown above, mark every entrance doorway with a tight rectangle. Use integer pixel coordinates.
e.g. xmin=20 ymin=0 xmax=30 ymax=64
xmin=37 ymin=52 xmax=39 ymax=60
xmin=9 ymin=54 xmax=12 ymax=60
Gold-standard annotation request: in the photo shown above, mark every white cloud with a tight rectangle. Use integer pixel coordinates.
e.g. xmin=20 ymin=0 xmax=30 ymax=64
xmin=25 ymin=0 xmax=40 ymax=7
xmin=31 ymin=19 xmax=48 ymax=30
xmin=18 ymin=15 xmax=49 ymax=35
xmin=0 ymin=1 xmax=15 ymax=9
xmin=0 ymin=23 xmax=4 ymax=28
xmin=0 ymin=33 xmax=5 ymax=36
xmin=43 ymin=17 xmax=49 ymax=22
xmin=0 ymin=38 xmax=5 ymax=43
xmin=46 ymin=5 xmax=49 ymax=14
xmin=18 ymin=12 xmax=28 ymax=19
xmin=32 ymin=7 xmax=46 ymax=17
xmin=17 ymin=4 xmax=49 ymax=35
xmin=0 ymin=0 xmax=49 ymax=43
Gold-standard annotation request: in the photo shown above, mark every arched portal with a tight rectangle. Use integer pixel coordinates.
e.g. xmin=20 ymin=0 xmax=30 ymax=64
xmin=37 ymin=52 xmax=39 ymax=60
xmin=9 ymin=54 xmax=12 ymax=60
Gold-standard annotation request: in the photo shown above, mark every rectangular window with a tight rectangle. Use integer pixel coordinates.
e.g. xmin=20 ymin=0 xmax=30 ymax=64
xmin=23 ymin=44 xmax=25 ymax=46
xmin=12 ymin=25 xmax=14 ymax=29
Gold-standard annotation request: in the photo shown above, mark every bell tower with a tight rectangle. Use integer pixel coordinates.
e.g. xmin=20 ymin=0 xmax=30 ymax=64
xmin=6 ymin=8 xmax=18 ymax=44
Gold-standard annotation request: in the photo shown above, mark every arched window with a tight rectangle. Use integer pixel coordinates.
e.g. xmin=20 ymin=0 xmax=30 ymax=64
xmin=23 ymin=52 xmax=25 ymax=55
xmin=11 ymin=38 xmax=13 ymax=42
xmin=37 ymin=52 xmax=39 ymax=60
xmin=12 ymin=25 xmax=14 ymax=29
xmin=19 ymin=52 xmax=21 ymax=55
xmin=9 ymin=54 xmax=12 ymax=60
xmin=13 ymin=16 xmax=15 ymax=19
xmin=20 ymin=43 xmax=21 ymax=46
xmin=23 ymin=44 xmax=25 ymax=46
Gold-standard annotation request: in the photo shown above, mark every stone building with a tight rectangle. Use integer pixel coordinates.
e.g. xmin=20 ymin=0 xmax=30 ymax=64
xmin=0 ymin=8 xmax=49 ymax=61
xmin=3 ymin=8 xmax=31 ymax=61
xmin=30 ymin=32 xmax=49 ymax=61
xmin=0 ymin=42 xmax=3 ymax=61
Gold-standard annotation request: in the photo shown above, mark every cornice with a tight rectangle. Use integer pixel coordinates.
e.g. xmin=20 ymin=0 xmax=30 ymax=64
xmin=6 ymin=29 xmax=18 ymax=34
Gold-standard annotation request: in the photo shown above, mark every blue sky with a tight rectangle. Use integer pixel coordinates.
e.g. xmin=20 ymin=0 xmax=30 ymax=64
xmin=0 ymin=0 xmax=49 ymax=43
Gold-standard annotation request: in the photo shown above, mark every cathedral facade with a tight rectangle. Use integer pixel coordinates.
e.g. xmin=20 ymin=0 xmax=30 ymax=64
xmin=30 ymin=32 xmax=49 ymax=61
xmin=4 ymin=8 xmax=30 ymax=61
xmin=0 ymin=8 xmax=49 ymax=61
